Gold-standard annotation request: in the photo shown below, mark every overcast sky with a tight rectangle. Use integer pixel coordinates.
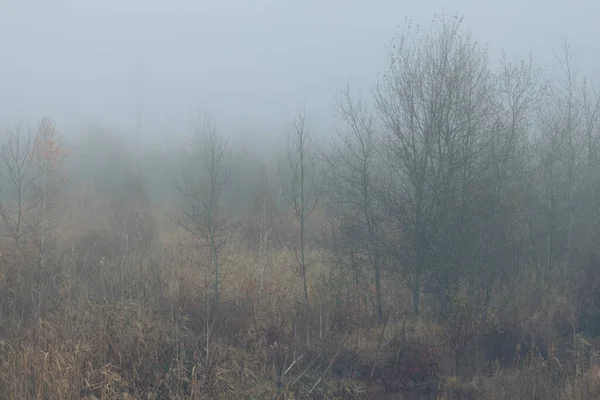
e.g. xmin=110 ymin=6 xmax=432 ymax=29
xmin=1 ymin=0 xmax=599 ymax=148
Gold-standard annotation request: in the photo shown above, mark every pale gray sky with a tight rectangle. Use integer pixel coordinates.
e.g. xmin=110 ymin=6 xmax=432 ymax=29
xmin=1 ymin=0 xmax=599 ymax=148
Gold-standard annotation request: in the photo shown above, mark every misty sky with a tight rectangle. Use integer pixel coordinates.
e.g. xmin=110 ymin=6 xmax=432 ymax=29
xmin=1 ymin=0 xmax=599 ymax=149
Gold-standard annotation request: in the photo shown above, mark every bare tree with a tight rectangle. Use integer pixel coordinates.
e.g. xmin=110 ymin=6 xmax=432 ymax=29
xmin=375 ymin=12 xmax=493 ymax=316
xmin=579 ymin=78 xmax=600 ymax=250
xmin=31 ymin=117 xmax=68 ymax=268
xmin=325 ymin=82 xmax=385 ymax=324
xmin=0 ymin=123 xmax=39 ymax=253
xmin=243 ymin=164 xmax=278 ymax=316
xmin=530 ymin=39 xmax=585 ymax=285
xmin=176 ymin=109 xmax=233 ymax=313
xmin=477 ymin=54 xmax=546 ymax=303
xmin=281 ymin=109 xmax=323 ymax=346
xmin=255 ymin=165 xmax=282 ymax=316
xmin=553 ymin=40 xmax=584 ymax=275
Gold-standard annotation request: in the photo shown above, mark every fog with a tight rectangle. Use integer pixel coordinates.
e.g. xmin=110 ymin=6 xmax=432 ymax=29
xmin=4 ymin=1 xmax=600 ymax=397
xmin=2 ymin=0 xmax=598 ymax=148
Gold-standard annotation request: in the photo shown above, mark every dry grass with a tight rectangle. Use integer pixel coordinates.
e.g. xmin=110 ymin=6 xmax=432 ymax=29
xmin=0 ymin=221 xmax=597 ymax=400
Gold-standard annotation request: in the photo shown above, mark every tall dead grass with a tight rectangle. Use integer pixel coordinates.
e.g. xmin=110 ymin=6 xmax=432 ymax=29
xmin=0 ymin=223 xmax=597 ymax=399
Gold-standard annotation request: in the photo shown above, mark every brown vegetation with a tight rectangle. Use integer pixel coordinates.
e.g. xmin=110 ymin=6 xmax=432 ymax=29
xmin=1 ymin=211 xmax=600 ymax=399
xmin=3 ymin=10 xmax=600 ymax=400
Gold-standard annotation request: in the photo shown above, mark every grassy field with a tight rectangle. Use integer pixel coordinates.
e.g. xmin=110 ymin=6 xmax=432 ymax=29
xmin=0 ymin=216 xmax=599 ymax=400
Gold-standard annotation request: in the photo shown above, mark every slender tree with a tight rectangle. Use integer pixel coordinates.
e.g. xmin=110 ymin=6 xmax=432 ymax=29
xmin=528 ymin=39 xmax=587 ymax=287
xmin=176 ymin=109 xmax=233 ymax=313
xmin=325 ymin=82 xmax=385 ymax=324
xmin=477 ymin=54 xmax=546 ymax=303
xmin=0 ymin=123 xmax=39 ymax=253
xmin=254 ymin=165 xmax=277 ymax=315
xmin=32 ymin=117 xmax=69 ymax=267
xmin=281 ymin=109 xmax=323 ymax=346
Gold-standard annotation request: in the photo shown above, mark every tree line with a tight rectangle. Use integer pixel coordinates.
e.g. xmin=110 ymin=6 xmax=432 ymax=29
xmin=2 ymin=12 xmax=600 ymax=350
xmin=176 ymin=12 xmax=600 ymax=341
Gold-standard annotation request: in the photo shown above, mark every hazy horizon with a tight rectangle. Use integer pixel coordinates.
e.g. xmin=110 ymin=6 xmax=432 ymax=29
xmin=1 ymin=0 xmax=599 ymax=149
